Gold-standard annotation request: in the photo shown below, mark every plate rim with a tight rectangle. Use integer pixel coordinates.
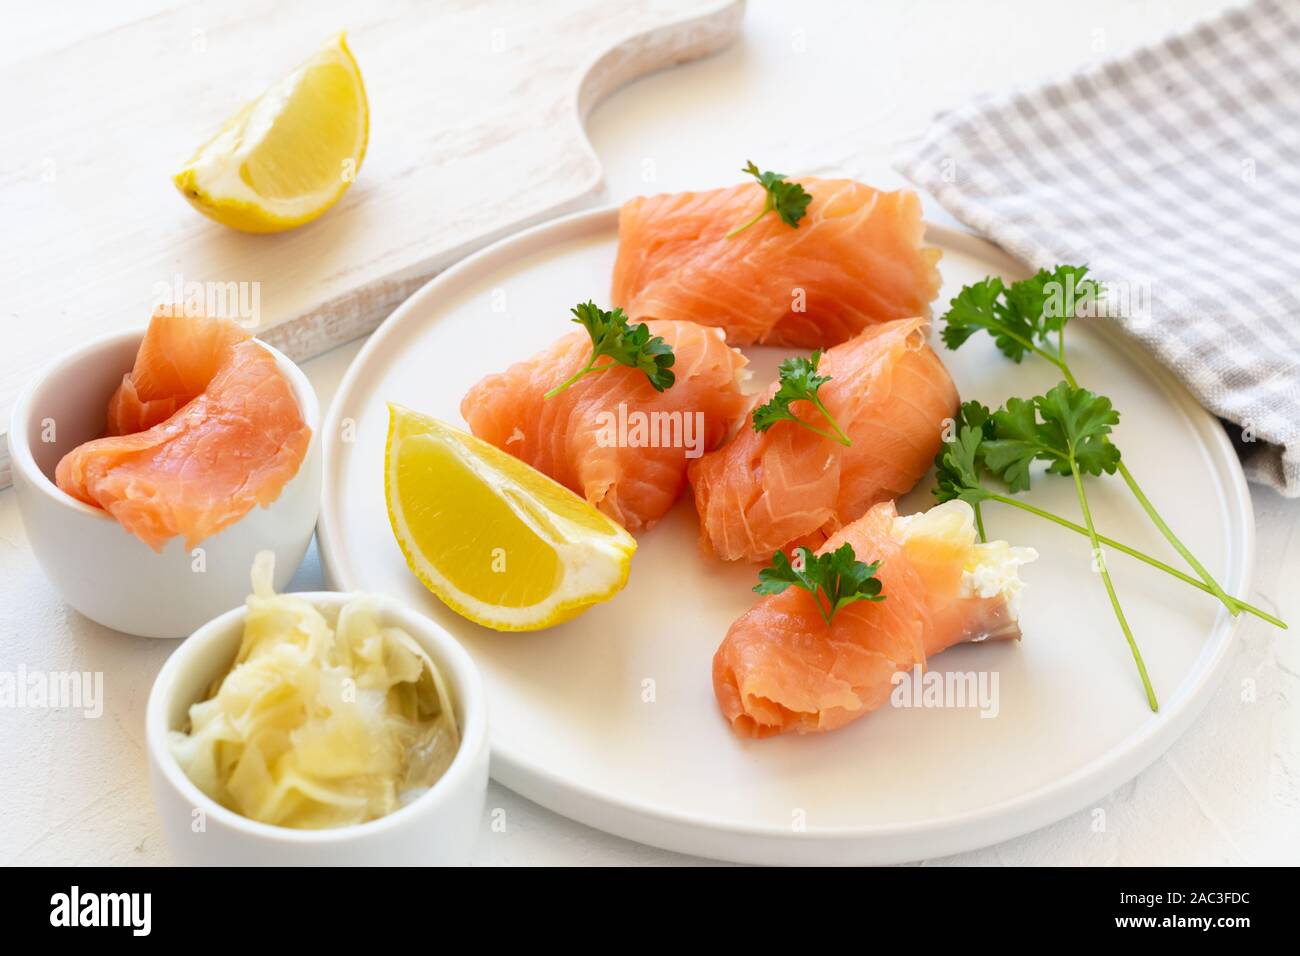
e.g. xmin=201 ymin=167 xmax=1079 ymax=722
xmin=317 ymin=205 xmax=1254 ymax=864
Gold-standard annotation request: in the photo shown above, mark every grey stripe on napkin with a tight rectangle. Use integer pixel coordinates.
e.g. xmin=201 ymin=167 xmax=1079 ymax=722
xmin=895 ymin=0 xmax=1300 ymax=495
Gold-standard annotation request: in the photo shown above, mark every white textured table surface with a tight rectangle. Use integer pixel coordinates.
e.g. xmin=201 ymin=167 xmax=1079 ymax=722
xmin=3 ymin=0 xmax=1298 ymax=866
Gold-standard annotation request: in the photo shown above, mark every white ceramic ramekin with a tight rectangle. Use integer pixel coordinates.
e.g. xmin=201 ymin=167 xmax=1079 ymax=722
xmin=7 ymin=328 xmax=321 ymax=638
xmin=146 ymin=592 xmax=489 ymax=866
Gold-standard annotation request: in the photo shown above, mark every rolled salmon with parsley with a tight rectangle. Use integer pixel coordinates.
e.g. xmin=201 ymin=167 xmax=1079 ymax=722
xmin=689 ymin=317 xmax=958 ymax=563
xmin=461 ymin=304 xmax=750 ymax=533
xmin=714 ymin=499 xmax=1036 ymax=738
xmin=611 ymin=168 xmax=942 ymax=348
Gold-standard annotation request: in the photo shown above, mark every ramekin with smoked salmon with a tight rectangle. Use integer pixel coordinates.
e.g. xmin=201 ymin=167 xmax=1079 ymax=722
xmin=8 ymin=310 xmax=321 ymax=638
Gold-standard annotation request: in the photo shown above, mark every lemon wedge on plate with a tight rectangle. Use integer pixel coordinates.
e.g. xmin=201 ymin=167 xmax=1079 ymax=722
xmin=385 ymin=405 xmax=637 ymax=631
xmin=173 ymin=33 xmax=368 ymax=233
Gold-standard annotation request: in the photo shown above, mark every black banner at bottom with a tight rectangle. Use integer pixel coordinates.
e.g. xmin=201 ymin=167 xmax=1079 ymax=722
xmin=1 ymin=865 xmax=1280 ymax=939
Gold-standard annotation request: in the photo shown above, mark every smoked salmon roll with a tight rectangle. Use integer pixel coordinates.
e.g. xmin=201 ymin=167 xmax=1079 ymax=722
xmin=461 ymin=319 xmax=749 ymax=533
xmin=611 ymin=179 xmax=942 ymax=348
xmin=688 ymin=317 xmax=958 ymax=562
xmin=714 ymin=500 xmax=1036 ymax=738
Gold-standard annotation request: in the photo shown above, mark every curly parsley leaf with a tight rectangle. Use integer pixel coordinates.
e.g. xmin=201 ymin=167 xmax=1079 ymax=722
xmin=930 ymin=401 xmax=1001 ymax=540
xmin=940 ymin=265 xmax=1102 ymax=366
xmin=939 ymin=277 xmax=1028 ymax=359
xmin=544 ymin=301 xmax=676 ymax=399
xmin=751 ymin=350 xmax=851 ymax=446
xmin=980 ymin=384 xmax=1121 ymax=491
xmin=726 ymin=160 xmax=813 ymax=237
xmin=755 ymin=544 xmax=885 ymax=626
xmin=1035 ymin=381 xmax=1121 ymax=478
xmin=933 ymin=401 xmax=996 ymax=506
xmin=933 ymin=427 xmax=991 ymax=504
xmin=984 ymin=397 xmax=1048 ymax=492
xmin=1007 ymin=265 xmax=1099 ymax=335
xmin=955 ymin=399 xmax=997 ymax=440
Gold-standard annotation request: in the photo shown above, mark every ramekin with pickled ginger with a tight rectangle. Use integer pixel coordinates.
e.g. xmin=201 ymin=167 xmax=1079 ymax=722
xmin=147 ymin=553 xmax=488 ymax=865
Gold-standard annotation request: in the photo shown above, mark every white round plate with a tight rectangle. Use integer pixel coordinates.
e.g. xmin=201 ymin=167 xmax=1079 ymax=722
xmin=318 ymin=207 xmax=1252 ymax=865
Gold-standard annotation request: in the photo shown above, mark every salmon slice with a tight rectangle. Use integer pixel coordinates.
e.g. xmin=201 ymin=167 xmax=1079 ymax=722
xmin=611 ymin=179 xmax=942 ymax=348
xmin=688 ymin=317 xmax=958 ymax=562
xmin=107 ymin=309 xmax=250 ymax=434
xmin=56 ymin=313 xmax=311 ymax=552
xmin=461 ymin=319 xmax=749 ymax=532
xmin=714 ymin=500 xmax=1037 ymax=738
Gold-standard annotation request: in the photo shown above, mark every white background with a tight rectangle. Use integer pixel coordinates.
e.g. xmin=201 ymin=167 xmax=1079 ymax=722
xmin=3 ymin=0 xmax=1298 ymax=865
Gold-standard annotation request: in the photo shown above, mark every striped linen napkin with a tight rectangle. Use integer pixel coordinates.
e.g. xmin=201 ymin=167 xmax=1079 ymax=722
xmin=895 ymin=0 xmax=1300 ymax=495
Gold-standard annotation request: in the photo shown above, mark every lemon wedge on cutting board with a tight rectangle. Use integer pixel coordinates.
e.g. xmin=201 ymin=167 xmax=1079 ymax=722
xmin=385 ymin=405 xmax=637 ymax=631
xmin=173 ymin=33 xmax=368 ymax=233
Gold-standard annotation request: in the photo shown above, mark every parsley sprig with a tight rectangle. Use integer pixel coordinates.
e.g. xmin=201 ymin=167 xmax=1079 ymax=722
xmin=982 ymin=385 xmax=1122 ymax=489
xmin=939 ymin=266 xmax=1279 ymax=631
xmin=1005 ymin=385 xmax=1153 ymax=709
xmin=934 ymin=401 xmax=1284 ymax=629
xmin=935 ymin=380 xmax=1288 ymax=710
xmin=755 ymin=544 xmax=884 ymax=626
xmin=934 ymin=385 xmax=1155 ymax=709
xmin=751 ymin=351 xmax=851 ymax=446
xmin=726 ymin=161 xmax=813 ymax=238
xmin=544 ymin=301 xmax=675 ymax=399
xmin=940 ymin=265 xmax=1095 ymax=369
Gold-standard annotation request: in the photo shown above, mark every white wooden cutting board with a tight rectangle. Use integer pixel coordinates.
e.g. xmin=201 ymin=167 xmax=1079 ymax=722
xmin=0 ymin=0 xmax=744 ymax=487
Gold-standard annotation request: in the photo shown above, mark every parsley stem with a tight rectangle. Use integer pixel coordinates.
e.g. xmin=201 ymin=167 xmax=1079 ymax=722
xmin=1044 ymin=349 xmax=1076 ymax=386
xmin=813 ymin=594 xmax=834 ymax=627
xmin=543 ymin=355 xmax=617 ymax=399
xmin=1115 ymin=461 xmax=1243 ymax=618
xmin=1067 ymin=461 xmax=1158 ymax=711
xmin=808 ymin=395 xmax=852 ymax=446
xmin=1055 ymin=346 xmax=1244 ymax=622
xmin=793 ymin=420 xmax=851 ymax=446
xmin=725 ymin=196 xmax=774 ymax=239
xmin=972 ymin=502 xmax=987 ymax=543
xmin=987 ymin=493 xmax=1283 ymax=628
xmin=994 ymin=326 xmax=1075 ymax=384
